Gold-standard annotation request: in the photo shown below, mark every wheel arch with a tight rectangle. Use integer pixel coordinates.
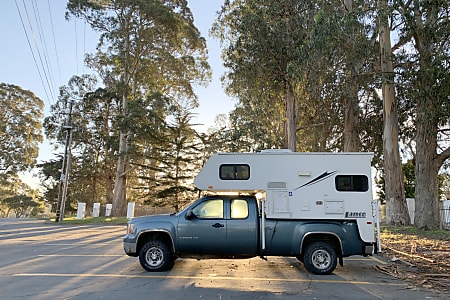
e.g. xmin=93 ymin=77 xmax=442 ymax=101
xmin=300 ymin=232 xmax=343 ymax=264
xmin=137 ymin=230 xmax=175 ymax=255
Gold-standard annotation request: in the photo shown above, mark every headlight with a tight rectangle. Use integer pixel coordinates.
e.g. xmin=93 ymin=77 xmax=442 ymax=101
xmin=127 ymin=223 xmax=134 ymax=235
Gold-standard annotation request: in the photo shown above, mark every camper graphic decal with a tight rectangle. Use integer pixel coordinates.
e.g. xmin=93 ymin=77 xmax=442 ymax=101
xmin=293 ymin=171 xmax=337 ymax=191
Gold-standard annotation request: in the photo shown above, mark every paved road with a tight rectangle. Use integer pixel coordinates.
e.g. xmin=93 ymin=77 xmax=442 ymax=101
xmin=0 ymin=218 xmax=446 ymax=299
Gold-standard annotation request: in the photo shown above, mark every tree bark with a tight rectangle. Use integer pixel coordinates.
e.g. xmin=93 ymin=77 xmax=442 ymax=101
xmin=411 ymin=3 xmax=446 ymax=229
xmin=285 ymin=81 xmax=297 ymax=151
xmin=112 ymin=30 xmax=131 ymax=217
xmin=415 ymin=114 xmax=440 ymax=229
xmin=343 ymin=89 xmax=359 ymax=152
xmin=378 ymin=0 xmax=409 ymax=225
xmin=342 ymin=0 xmax=359 ymax=152
xmin=112 ymin=128 xmax=129 ymax=216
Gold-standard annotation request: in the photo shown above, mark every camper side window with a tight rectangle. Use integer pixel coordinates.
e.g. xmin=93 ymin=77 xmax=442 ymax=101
xmin=335 ymin=175 xmax=369 ymax=192
xmin=219 ymin=164 xmax=250 ymax=180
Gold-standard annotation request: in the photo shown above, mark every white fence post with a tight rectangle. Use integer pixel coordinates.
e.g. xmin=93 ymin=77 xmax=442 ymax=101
xmin=127 ymin=202 xmax=135 ymax=219
xmin=77 ymin=203 xmax=86 ymax=220
xmin=93 ymin=203 xmax=100 ymax=217
xmin=105 ymin=204 xmax=112 ymax=217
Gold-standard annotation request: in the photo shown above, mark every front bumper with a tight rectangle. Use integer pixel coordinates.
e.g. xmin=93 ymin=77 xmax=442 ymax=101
xmin=123 ymin=238 xmax=137 ymax=256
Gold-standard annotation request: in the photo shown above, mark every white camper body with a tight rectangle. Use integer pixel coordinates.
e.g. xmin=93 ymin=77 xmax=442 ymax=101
xmin=194 ymin=150 xmax=376 ymax=243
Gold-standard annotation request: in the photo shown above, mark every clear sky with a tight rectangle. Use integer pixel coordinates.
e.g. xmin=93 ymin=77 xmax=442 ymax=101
xmin=0 ymin=0 xmax=235 ymax=164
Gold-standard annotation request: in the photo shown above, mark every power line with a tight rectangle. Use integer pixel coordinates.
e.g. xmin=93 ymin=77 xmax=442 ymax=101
xmin=31 ymin=0 xmax=57 ymax=104
xmin=19 ymin=0 xmax=56 ymax=104
xmin=47 ymin=0 xmax=62 ymax=84
xmin=14 ymin=0 xmax=52 ymax=106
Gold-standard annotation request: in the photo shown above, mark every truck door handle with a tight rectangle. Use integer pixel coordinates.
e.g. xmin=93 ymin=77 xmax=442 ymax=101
xmin=212 ymin=223 xmax=224 ymax=228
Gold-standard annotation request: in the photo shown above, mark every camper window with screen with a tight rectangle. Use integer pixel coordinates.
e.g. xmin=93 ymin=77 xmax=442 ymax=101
xmin=335 ymin=175 xmax=369 ymax=192
xmin=219 ymin=164 xmax=250 ymax=180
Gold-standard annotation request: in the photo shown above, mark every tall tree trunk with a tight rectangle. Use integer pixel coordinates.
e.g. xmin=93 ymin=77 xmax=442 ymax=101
xmin=415 ymin=112 xmax=440 ymax=229
xmin=411 ymin=2 xmax=445 ymax=230
xmin=285 ymin=81 xmax=297 ymax=151
xmin=343 ymin=90 xmax=359 ymax=152
xmin=112 ymin=33 xmax=131 ymax=217
xmin=112 ymin=128 xmax=129 ymax=216
xmin=414 ymin=44 xmax=440 ymax=229
xmin=378 ymin=0 xmax=409 ymax=225
xmin=342 ymin=0 xmax=359 ymax=152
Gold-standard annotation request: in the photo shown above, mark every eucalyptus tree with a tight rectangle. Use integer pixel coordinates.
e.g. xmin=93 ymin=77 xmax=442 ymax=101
xmin=67 ymin=0 xmax=211 ymax=216
xmin=228 ymin=90 xmax=285 ymax=152
xmin=302 ymin=0 xmax=379 ymax=152
xmin=213 ymin=1 xmax=379 ymax=153
xmin=212 ymin=0 xmax=314 ymax=151
xmin=378 ymin=0 xmax=408 ymax=225
xmin=0 ymin=83 xmax=43 ymax=174
xmin=392 ymin=0 xmax=450 ymax=229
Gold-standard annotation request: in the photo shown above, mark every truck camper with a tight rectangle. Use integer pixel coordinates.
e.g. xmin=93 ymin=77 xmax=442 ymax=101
xmin=124 ymin=150 xmax=378 ymax=275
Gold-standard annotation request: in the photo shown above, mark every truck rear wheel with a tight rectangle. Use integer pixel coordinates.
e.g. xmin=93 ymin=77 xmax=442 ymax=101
xmin=303 ymin=241 xmax=337 ymax=275
xmin=139 ymin=240 xmax=174 ymax=272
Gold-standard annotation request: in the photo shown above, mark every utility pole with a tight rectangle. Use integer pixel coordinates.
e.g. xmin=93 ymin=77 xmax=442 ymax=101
xmin=55 ymin=101 xmax=74 ymax=222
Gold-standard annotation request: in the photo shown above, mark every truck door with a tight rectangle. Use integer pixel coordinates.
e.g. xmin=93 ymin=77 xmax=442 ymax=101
xmin=177 ymin=198 xmax=227 ymax=254
xmin=226 ymin=198 xmax=258 ymax=255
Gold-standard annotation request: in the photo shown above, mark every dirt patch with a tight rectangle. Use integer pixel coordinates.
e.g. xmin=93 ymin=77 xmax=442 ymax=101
xmin=376 ymin=227 xmax=450 ymax=294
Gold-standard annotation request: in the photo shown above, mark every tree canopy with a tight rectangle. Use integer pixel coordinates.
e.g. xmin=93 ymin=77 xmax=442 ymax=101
xmin=0 ymin=83 xmax=43 ymax=174
xmin=3 ymin=0 xmax=447 ymax=229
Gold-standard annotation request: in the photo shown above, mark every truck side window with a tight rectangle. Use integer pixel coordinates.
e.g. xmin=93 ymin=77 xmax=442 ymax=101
xmin=192 ymin=199 xmax=224 ymax=219
xmin=231 ymin=199 xmax=249 ymax=219
xmin=335 ymin=175 xmax=369 ymax=192
xmin=219 ymin=164 xmax=250 ymax=180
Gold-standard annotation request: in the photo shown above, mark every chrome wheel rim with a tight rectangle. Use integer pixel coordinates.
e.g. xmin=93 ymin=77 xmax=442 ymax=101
xmin=145 ymin=247 xmax=164 ymax=267
xmin=311 ymin=249 xmax=331 ymax=270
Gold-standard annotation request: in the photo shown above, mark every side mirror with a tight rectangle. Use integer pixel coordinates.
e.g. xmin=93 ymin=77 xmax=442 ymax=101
xmin=185 ymin=210 xmax=196 ymax=220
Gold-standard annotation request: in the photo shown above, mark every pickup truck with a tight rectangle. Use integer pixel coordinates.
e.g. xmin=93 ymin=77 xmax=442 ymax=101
xmin=123 ymin=194 xmax=375 ymax=275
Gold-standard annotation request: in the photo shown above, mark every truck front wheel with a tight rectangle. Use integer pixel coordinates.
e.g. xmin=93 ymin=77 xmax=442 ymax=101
xmin=139 ymin=240 xmax=174 ymax=272
xmin=303 ymin=241 xmax=337 ymax=275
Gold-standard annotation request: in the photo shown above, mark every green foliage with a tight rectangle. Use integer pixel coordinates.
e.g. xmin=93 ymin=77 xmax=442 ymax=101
xmin=377 ymin=160 xmax=450 ymax=203
xmin=212 ymin=0 xmax=381 ymax=153
xmin=36 ymin=158 xmax=61 ymax=211
xmin=43 ymin=75 xmax=118 ymax=211
xmin=403 ymin=160 xmax=415 ymax=198
xmin=0 ymin=83 xmax=44 ymax=174
xmin=142 ymin=107 xmax=201 ymax=211
xmin=40 ymin=0 xmax=213 ymax=215
xmin=2 ymin=195 xmax=41 ymax=218
xmin=376 ymin=160 xmax=416 ymax=202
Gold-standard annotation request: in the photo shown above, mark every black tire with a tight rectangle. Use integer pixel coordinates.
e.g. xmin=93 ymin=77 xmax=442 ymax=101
xmin=295 ymin=255 xmax=304 ymax=263
xmin=139 ymin=240 xmax=174 ymax=272
xmin=303 ymin=241 xmax=337 ymax=275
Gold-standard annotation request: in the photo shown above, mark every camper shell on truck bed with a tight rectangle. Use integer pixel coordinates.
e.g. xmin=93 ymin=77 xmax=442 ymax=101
xmin=195 ymin=149 xmax=376 ymax=245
